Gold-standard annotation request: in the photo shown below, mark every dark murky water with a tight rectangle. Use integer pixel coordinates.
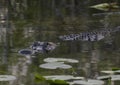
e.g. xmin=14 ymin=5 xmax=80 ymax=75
xmin=0 ymin=0 xmax=120 ymax=85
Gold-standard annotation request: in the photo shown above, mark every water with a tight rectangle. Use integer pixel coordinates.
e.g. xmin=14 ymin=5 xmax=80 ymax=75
xmin=0 ymin=0 xmax=120 ymax=85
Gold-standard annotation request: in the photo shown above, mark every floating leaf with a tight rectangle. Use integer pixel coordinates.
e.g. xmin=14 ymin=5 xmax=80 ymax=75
xmin=44 ymin=58 xmax=79 ymax=63
xmin=44 ymin=75 xmax=74 ymax=80
xmin=112 ymin=67 xmax=120 ymax=71
xmin=34 ymin=73 xmax=46 ymax=83
xmin=47 ymin=79 xmax=69 ymax=85
xmin=70 ymin=79 xmax=104 ymax=85
xmin=34 ymin=73 xmax=69 ymax=85
xmin=39 ymin=62 xmax=72 ymax=69
xmin=90 ymin=3 xmax=119 ymax=11
xmin=0 ymin=75 xmax=16 ymax=81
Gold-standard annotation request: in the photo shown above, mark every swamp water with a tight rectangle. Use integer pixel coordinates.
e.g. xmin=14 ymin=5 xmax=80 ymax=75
xmin=0 ymin=0 xmax=120 ymax=85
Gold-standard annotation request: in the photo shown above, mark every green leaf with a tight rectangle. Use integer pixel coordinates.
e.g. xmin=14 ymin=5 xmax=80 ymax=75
xmin=90 ymin=3 xmax=119 ymax=11
xmin=112 ymin=67 xmax=120 ymax=71
xmin=34 ymin=73 xmax=46 ymax=83
xmin=46 ymin=79 xmax=54 ymax=84
xmin=47 ymin=79 xmax=69 ymax=85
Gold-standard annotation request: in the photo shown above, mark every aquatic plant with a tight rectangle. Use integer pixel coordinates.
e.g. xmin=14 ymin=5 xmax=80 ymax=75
xmin=34 ymin=73 xmax=69 ymax=85
xmin=0 ymin=75 xmax=16 ymax=81
xmin=90 ymin=3 xmax=120 ymax=11
xmin=39 ymin=62 xmax=72 ymax=69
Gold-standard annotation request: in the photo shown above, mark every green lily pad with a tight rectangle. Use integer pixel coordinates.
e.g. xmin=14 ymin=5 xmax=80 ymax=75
xmin=34 ymin=73 xmax=46 ymax=83
xmin=47 ymin=79 xmax=69 ymax=85
xmin=90 ymin=3 xmax=119 ymax=11
xmin=34 ymin=73 xmax=69 ymax=85
xmin=112 ymin=67 xmax=120 ymax=71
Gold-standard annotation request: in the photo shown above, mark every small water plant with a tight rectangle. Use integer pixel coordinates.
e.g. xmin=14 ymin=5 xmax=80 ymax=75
xmin=90 ymin=3 xmax=120 ymax=11
xmin=34 ymin=73 xmax=69 ymax=85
